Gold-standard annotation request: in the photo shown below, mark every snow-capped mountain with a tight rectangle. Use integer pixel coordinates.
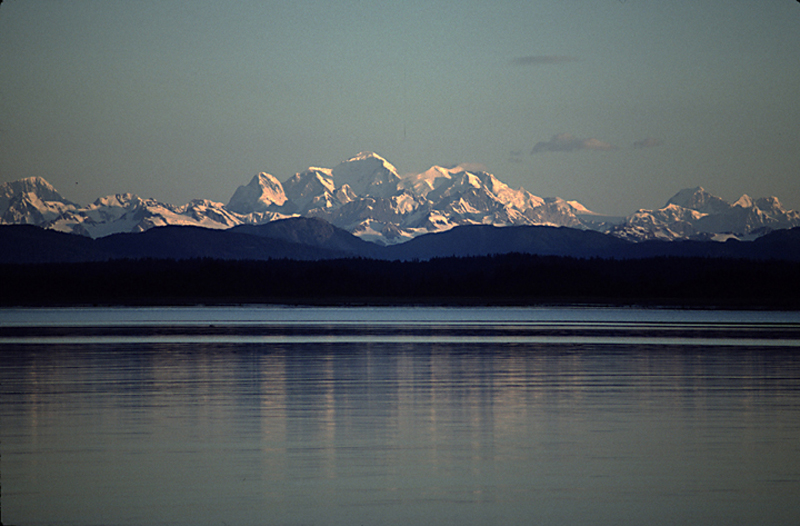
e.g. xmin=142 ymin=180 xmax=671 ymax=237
xmin=611 ymin=186 xmax=800 ymax=241
xmin=281 ymin=167 xmax=356 ymax=215
xmin=46 ymin=194 xmax=273 ymax=239
xmin=227 ymin=172 xmax=287 ymax=214
xmin=2 ymin=154 xmax=798 ymax=244
xmin=0 ymin=178 xmax=290 ymax=239
xmin=283 ymin=154 xmax=592 ymax=244
xmin=0 ymin=177 xmax=79 ymax=226
xmin=217 ymin=152 xmax=594 ymax=244
xmin=331 ymin=151 xmax=402 ymax=198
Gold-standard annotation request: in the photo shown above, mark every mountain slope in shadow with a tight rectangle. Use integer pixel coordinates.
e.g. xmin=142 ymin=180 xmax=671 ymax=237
xmin=2 ymin=219 xmax=800 ymax=265
xmin=384 ymin=224 xmax=632 ymax=260
xmin=229 ymin=217 xmax=383 ymax=258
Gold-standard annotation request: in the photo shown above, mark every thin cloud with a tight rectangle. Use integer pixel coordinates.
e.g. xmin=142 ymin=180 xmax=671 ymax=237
xmin=512 ymin=55 xmax=580 ymax=66
xmin=531 ymin=133 xmax=618 ymax=154
xmin=632 ymin=138 xmax=664 ymax=149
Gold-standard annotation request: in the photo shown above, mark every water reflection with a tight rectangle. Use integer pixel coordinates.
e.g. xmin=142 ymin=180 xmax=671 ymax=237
xmin=2 ymin=339 xmax=800 ymax=526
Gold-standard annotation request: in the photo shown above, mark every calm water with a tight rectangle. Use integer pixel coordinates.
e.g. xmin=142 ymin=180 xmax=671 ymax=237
xmin=1 ymin=306 xmax=800 ymax=526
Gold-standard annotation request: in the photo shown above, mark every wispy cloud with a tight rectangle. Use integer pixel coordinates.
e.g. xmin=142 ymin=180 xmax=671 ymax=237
xmin=531 ymin=133 xmax=617 ymax=154
xmin=512 ymin=55 xmax=579 ymax=66
xmin=632 ymin=138 xmax=663 ymax=149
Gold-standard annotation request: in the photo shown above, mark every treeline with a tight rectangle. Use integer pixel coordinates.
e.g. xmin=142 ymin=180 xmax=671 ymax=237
xmin=2 ymin=254 xmax=799 ymax=308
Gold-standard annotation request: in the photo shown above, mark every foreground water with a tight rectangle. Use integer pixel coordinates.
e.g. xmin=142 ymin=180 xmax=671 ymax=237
xmin=1 ymin=306 xmax=800 ymax=526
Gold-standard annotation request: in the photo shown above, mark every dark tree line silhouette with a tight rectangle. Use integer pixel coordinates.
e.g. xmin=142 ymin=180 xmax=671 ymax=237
xmin=2 ymin=254 xmax=799 ymax=308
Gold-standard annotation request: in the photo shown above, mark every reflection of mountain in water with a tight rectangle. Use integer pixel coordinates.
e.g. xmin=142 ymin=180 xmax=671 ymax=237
xmin=7 ymin=328 xmax=798 ymax=523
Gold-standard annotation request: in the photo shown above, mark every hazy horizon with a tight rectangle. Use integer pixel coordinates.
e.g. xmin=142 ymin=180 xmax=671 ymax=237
xmin=1 ymin=1 xmax=799 ymax=216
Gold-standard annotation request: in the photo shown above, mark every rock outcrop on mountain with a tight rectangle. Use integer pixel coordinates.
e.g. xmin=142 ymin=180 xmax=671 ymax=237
xmin=2 ymin=155 xmax=798 ymax=244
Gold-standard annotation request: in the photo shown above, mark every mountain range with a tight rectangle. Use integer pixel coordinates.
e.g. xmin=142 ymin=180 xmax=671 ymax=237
xmin=4 ymin=152 xmax=800 ymax=306
xmin=4 ymin=152 xmax=799 ymax=246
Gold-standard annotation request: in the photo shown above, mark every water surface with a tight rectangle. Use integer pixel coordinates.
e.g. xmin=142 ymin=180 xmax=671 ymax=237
xmin=1 ymin=306 xmax=799 ymax=526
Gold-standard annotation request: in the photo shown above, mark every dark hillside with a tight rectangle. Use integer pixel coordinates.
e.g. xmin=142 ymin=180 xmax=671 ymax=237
xmin=229 ymin=217 xmax=382 ymax=258
xmin=95 ymin=225 xmax=351 ymax=260
xmin=0 ymin=225 xmax=109 ymax=263
xmin=4 ymin=223 xmax=800 ymax=264
xmin=384 ymin=224 xmax=632 ymax=260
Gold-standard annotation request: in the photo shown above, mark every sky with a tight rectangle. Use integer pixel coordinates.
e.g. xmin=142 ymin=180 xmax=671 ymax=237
xmin=1 ymin=1 xmax=799 ymax=216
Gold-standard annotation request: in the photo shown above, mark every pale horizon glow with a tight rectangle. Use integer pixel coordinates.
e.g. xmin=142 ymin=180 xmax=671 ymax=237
xmin=1 ymin=1 xmax=799 ymax=216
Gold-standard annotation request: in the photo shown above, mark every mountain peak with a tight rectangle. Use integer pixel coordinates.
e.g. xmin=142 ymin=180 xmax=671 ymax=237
xmin=666 ymin=187 xmax=729 ymax=214
xmin=666 ymin=186 xmax=705 ymax=204
xmin=1 ymin=176 xmax=73 ymax=205
xmin=227 ymin=172 xmax=287 ymax=214
xmin=755 ymin=196 xmax=784 ymax=212
xmin=734 ymin=194 xmax=754 ymax=208
xmin=282 ymin=167 xmax=342 ymax=214
xmin=1 ymin=176 xmax=81 ymax=228
xmin=347 ymin=151 xmax=392 ymax=164
xmin=332 ymin=152 xmax=401 ymax=198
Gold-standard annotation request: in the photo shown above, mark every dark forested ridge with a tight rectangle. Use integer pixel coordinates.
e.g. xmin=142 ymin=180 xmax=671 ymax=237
xmin=2 ymin=254 xmax=799 ymax=308
xmin=3 ymin=220 xmax=800 ymax=263
xmin=3 ymin=220 xmax=800 ymax=307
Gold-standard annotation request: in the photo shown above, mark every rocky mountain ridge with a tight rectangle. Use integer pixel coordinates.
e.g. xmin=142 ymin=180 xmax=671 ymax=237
xmin=2 ymin=152 xmax=798 ymax=243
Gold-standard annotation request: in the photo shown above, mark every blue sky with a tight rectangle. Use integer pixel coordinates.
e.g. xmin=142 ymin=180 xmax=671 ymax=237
xmin=1 ymin=1 xmax=799 ymax=215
